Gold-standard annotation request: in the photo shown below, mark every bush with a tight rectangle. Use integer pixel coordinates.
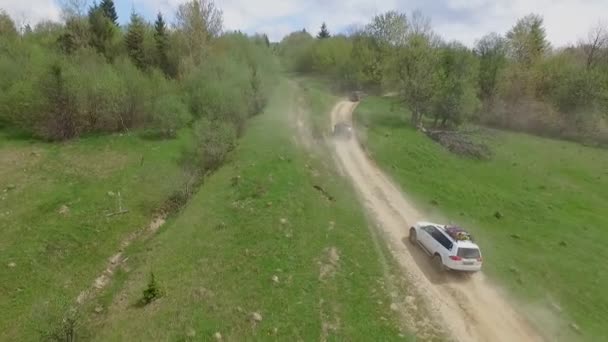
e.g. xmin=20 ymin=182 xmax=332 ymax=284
xmin=189 ymin=118 xmax=237 ymax=173
xmin=141 ymin=272 xmax=163 ymax=305
xmin=147 ymin=94 xmax=190 ymax=138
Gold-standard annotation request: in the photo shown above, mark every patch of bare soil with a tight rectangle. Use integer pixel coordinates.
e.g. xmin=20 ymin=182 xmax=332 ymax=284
xmin=76 ymin=216 xmax=166 ymax=304
xmin=328 ymin=100 xmax=546 ymax=342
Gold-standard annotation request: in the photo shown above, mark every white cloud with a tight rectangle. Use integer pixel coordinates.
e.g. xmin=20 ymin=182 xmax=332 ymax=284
xmin=0 ymin=0 xmax=61 ymax=26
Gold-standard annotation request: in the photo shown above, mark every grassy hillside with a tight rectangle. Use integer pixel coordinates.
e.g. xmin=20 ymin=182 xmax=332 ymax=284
xmin=355 ymin=95 xmax=608 ymax=341
xmin=87 ymin=80 xmax=412 ymax=340
xmin=0 ymin=130 xmax=195 ymax=340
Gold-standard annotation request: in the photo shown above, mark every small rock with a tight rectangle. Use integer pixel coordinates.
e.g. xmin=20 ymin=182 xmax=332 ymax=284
xmin=550 ymin=302 xmax=562 ymax=314
xmin=236 ymin=306 xmax=244 ymax=313
xmin=58 ymin=205 xmax=70 ymax=215
xmin=251 ymin=312 xmax=263 ymax=323
xmin=6 ymin=184 xmax=16 ymax=191
xmin=494 ymin=211 xmax=503 ymax=219
xmin=94 ymin=306 xmax=103 ymax=314
xmin=271 ymin=275 xmax=279 ymax=284
xmin=559 ymin=240 xmax=567 ymax=247
xmin=280 ymin=218 xmax=288 ymax=225
xmin=390 ymin=303 xmax=398 ymax=311
xmin=8 ymin=262 xmax=16 ymax=268
xmin=186 ymin=328 xmax=196 ymax=337
xmin=213 ymin=332 xmax=222 ymax=340
xmin=272 ymin=327 xmax=278 ymax=334
xmin=266 ymin=202 xmax=272 ymax=207
xmin=107 ymin=191 xmax=115 ymax=197
xmin=569 ymin=322 xmax=581 ymax=334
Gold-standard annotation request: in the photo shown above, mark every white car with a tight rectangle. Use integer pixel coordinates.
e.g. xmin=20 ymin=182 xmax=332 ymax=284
xmin=409 ymin=221 xmax=482 ymax=272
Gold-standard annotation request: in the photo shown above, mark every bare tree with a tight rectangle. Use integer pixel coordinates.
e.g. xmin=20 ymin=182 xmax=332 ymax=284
xmin=59 ymin=0 xmax=89 ymax=20
xmin=175 ymin=0 xmax=223 ymax=64
xmin=579 ymin=22 xmax=608 ymax=69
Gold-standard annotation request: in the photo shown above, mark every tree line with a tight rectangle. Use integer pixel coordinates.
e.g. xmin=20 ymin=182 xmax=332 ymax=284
xmin=0 ymin=0 xmax=276 ymax=170
xmin=279 ymin=12 xmax=608 ymax=143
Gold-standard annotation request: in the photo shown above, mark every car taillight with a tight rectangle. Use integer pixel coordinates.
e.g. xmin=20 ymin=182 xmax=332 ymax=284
xmin=449 ymin=256 xmax=462 ymax=261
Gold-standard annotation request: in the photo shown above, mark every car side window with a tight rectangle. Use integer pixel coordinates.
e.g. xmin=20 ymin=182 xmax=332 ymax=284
xmin=422 ymin=225 xmax=435 ymax=234
xmin=431 ymin=230 xmax=453 ymax=250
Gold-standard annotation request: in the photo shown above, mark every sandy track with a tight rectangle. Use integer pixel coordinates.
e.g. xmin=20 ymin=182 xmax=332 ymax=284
xmin=329 ymin=100 xmax=544 ymax=342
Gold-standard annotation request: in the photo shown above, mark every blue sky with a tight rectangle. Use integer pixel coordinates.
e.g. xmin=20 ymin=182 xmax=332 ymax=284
xmin=2 ymin=0 xmax=607 ymax=46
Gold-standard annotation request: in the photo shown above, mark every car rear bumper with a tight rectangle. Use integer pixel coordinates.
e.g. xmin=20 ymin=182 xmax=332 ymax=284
xmin=446 ymin=263 xmax=482 ymax=272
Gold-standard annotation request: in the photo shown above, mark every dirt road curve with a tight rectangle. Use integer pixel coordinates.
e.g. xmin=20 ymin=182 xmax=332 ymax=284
xmin=330 ymin=100 xmax=544 ymax=342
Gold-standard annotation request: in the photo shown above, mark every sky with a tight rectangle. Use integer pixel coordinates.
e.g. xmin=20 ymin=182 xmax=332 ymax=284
xmin=1 ymin=0 xmax=607 ymax=46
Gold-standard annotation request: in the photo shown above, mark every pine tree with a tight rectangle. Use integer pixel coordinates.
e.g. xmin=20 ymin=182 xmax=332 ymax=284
xmin=99 ymin=0 xmax=118 ymax=25
xmin=154 ymin=12 xmax=170 ymax=76
xmin=317 ymin=22 xmax=330 ymax=39
xmin=88 ymin=3 xmax=116 ymax=59
xmin=125 ymin=12 xmax=146 ymax=70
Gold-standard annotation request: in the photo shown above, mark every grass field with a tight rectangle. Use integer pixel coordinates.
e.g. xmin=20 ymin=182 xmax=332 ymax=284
xmin=0 ymin=130 xmax=194 ymax=340
xmin=86 ymin=80 xmax=412 ymax=340
xmin=354 ymin=95 xmax=608 ymax=341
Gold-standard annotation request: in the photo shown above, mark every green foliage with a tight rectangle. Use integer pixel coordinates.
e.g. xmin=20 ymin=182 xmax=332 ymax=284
xmin=393 ymin=34 xmax=438 ymax=125
xmin=432 ymin=43 xmax=480 ymax=127
xmin=317 ymin=22 xmax=330 ymax=39
xmin=365 ymin=10 xmax=408 ymax=47
xmin=88 ymin=4 xmax=118 ymax=60
xmin=125 ymin=12 xmax=146 ymax=70
xmin=0 ymin=10 xmax=18 ymax=38
xmin=153 ymin=12 xmax=171 ymax=76
xmin=506 ymin=14 xmax=550 ymax=66
xmin=142 ymin=273 xmax=163 ymax=305
xmin=148 ymin=94 xmax=191 ymax=138
xmin=99 ymin=0 xmax=119 ymax=25
xmin=475 ymin=33 xmax=507 ymax=102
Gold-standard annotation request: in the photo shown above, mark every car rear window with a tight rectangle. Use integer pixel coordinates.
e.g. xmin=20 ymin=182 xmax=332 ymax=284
xmin=457 ymin=248 xmax=480 ymax=259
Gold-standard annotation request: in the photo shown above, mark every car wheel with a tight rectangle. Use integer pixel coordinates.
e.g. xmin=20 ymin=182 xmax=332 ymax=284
xmin=409 ymin=228 xmax=417 ymax=244
xmin=433 ymin=254 xmax=445 ymax=272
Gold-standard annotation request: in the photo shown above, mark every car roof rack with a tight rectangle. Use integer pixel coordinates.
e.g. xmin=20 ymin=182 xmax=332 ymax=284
xmin=444 ymin=225 xmax=473 ymax=242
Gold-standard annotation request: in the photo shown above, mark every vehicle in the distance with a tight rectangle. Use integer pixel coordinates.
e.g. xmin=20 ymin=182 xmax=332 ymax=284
xmin=409 ymin=222 xmax=482 ymax=272
xmin=333 ymin=122 xmax=353 ymax=139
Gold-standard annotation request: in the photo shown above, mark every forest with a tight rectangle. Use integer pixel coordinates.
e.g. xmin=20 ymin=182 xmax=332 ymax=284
xmin=0 ymin=0 xmax=276 ymax=171
xmin=279 ymin=12 xmax=608 ymax=144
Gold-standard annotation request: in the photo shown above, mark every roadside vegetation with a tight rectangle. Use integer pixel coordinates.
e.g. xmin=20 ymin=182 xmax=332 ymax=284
xmin=279 ymin=11 xmax=608 ymax=144
xmin=355 ymin=95 xmax=608 ymax=341
xmin=0 ymin=0 xmax=276 ymax=340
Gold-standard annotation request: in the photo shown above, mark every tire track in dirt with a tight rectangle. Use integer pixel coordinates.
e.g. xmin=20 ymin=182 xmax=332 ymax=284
xmin=329 ymin=100 xmax=545 ymax=342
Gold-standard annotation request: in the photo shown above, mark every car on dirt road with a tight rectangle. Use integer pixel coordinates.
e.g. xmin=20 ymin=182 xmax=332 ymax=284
xmin=409 ymin=222 xmax=482 ymax=272
xmin=333 ymin=122 xmax=353 ymax=139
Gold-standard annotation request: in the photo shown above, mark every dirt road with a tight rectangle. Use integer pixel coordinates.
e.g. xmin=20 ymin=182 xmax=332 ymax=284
xmin=329 ymin=100 xmax=544 ymax=342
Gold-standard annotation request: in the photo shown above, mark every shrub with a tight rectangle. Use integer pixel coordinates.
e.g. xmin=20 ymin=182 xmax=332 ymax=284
xmin=142 ymin=272 xmax=163 ymax=305
xmin=147 ymin=94 xmax=190 ymax=138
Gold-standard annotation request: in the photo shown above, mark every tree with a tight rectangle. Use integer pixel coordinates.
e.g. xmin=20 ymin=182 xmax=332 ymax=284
xmin=175 ymin=0 xmax=223 ymax=64
xmin=475 ymin=33 xmax=507 ymax=102
xmin=394 ymin=34 xmax=438 ymax=126
xmin=317 ymin=22 xmax=330 ymax=39
xmin=99 ymin=0 xmax=118 ymax=25
xmin=506 ymin=14 xmax=549 ymax=66
xmin=365 ymin=11 xmax=408 ymax=46
xmin=88 ymin=3 xmax=117 ymax=59
xmin=579 ymin=23 xmax=608 ymax=70
xmin=58 ymin=17 xmax=89 ymax=54
xmin=154 ymin=12 xmax=171 ymax=75
xmin=432 ymin=43 xmax=480 ymax=127
xmin=0 ymin=10 xmax=18 ymax=38
xmin=125 ymin=12 xmax=146 ymax=70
